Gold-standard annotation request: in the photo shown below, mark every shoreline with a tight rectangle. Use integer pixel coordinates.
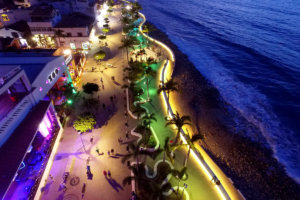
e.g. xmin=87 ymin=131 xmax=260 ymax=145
xmin=146 ymin=21 xmax=300 ymax=199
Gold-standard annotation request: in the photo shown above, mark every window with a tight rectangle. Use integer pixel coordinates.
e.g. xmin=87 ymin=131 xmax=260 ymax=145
xmin=70 ymin=43 xmax=76 ymax=49
xmin=77 ymin=32 xmax=83 ymax=37
xmin=67 ymin=33 xmax=72 ymax=37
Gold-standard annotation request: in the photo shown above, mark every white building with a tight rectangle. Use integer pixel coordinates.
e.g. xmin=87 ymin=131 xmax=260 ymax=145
xmin=0 ymin=51 xmax=72 ymax=199
xmin=54 ymin=12 xmax=94 ymax=50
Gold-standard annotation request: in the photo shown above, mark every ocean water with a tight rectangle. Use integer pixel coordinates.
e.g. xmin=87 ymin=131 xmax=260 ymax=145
xmin=139 ymin=0 xmax=300 ymax=183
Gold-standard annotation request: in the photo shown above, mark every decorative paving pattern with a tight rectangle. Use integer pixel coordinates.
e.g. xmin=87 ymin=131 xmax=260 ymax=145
xmin=70 ymin=176 xmax=80 ymax=186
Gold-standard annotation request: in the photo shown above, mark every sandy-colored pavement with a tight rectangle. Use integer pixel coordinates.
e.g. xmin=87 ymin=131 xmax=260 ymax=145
xmin=39 ymin=7 xmax=135 ymax=200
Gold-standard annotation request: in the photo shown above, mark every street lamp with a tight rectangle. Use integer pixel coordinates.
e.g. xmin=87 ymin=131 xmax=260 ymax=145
xmin=63 ymin=49 xmax=71 ymax=55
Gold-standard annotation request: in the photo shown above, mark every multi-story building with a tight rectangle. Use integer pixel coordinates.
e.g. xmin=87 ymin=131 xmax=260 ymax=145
xmin=0 ymin=51 xmax=72 ymax=199
xmin=28 ymin=4 xmax=61 ymax=48
xmin=54 ymin=12 xmax=94 ymax=50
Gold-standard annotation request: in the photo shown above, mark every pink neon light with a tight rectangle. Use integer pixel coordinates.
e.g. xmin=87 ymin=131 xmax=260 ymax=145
xmin=58 ymin=67 xmax=61 ymax=70
xmin=39 ymin=87 xmax=43 ymax=91
xmin=44 ymin=115 xmax=51 ymax=129
xmin=46 ymin=80 xmax=49 ymax=84
xmin=39 ymin=121 xmax=49 ymax=137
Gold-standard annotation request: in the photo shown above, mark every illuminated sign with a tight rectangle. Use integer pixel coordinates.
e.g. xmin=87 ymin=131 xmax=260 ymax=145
xmin=65 ymin=55 xmax=72 ymax=64
xmin=47 ymin=68 xmax=59 ymax=83
xmin=1 ymin=14 xmax=9 ymax=22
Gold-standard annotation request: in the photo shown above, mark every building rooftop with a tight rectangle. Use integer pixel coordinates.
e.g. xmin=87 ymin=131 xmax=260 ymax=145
xmin=0 ymin=64 xmax=20 ymax=78
xmin=30 ymin=4 xmax=54 ymax=16
xmin=0 ymin=28 xmax=21 ymax=38
xmin=54 ymin=12 xmax=94 ymax=28
xmin=0 ymin=100 xmax=50 ymax=199
xmin=0 ymin=51 xmax=59 ymax=83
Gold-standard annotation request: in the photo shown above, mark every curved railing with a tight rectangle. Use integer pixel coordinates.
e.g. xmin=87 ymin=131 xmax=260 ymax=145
xmin=138 ymin=12 xmax=240 ymax=200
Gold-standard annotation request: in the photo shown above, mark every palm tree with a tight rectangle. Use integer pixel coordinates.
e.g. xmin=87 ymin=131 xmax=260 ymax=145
xmin=165 ymin=112 xmax=191 ymax=145
xmin=54 ymin=29 xmax=65 ymax=47
xmin=144 ymin=66 xmax=156 ymax=101
xmin=119 ymin=36 xmax=135 ymax=63
xmin=123 ymin=164 xmax=167 ymax=200
xmin=142 ymin=112 xmax=156 ymax=129
xmin=133 ymin=104 xmax=147 ymax=120
xmin=158 ymin=79 xmax=179 ymax=115
xmin=170 ymin=167 xmax=188 ymax=196
xmin=163 ymin=137 xmax=174 ymax=164
xmin=149 ymin=181 xmax=172 ymax=200
xmin=184 ymin=132 xmax=204 ymax=166
xmin=121 ymin=15 xmax=131 ymax=26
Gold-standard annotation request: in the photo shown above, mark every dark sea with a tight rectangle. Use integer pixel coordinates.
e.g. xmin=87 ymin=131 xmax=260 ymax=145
xmin=139 ymin=0 xmax=300 ymax=184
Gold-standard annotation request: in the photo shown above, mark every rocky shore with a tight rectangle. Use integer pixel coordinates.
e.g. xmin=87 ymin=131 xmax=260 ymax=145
xmin=146 ymin=22 xmax=300 ymax=200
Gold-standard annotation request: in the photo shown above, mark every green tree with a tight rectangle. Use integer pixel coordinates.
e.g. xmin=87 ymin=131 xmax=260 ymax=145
xmin=73 ymin=113 xmax=96 ymax=133
xmin=163 ymin=137 xmax=174 ymax=164
xmin=142 ymin=112 xmax=156 ymax=129
xmin=102 ymin=28 xmax=110 ymax=35
xmin=119 ymin=36 xmax=135 ymax=63
xmin=94 ymin=50 xmax=106 ymax=62
xmin=144 ymin=66 xmax=156 ymax=101
xmin=158 ymin=79 xmax=179 ymax=114
xmin=133 ymin=104 xmax=147 ymax=120
xmin=171 ymin=167 xmax=188 ymax=195
xmin=184 ymin=132 xmax=204 ymax=166
xmin=165 ymin=112 xmax=191 ymax=145
xmin=82 ymin=83 xmax=99 ymax=96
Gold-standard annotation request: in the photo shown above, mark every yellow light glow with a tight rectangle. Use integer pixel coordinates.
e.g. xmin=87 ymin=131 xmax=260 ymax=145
xmin=63 ymin=49 xmax=71 ymax=55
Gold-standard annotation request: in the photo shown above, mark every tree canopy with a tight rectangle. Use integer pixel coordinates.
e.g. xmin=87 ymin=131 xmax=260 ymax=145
xmin=73 ymin=113 xmax=96 ymax=133
xmin=94 ymin=50 xmax=106 ymax=61
xmin=83 ymin=82 xmax=99 ymax=95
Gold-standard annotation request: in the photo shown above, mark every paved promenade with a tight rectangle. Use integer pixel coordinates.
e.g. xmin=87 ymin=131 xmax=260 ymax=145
xmin=39 ymin=7 xmax=134 ymax=200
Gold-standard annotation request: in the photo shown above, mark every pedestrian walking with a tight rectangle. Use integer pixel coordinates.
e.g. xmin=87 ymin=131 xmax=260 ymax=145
xmin=107 ymin=150 xmax=110 ymax=156
xmin=103 ymin=170 xmax=107 ymax=176
xmin=126 ymin=133 xmax=129 ymax=139
xmin=125 ymin=122 xmax=128 ymax=127
xmin=82 ymin=183 xmax=86 ymax=199
xmin=111 ymin=149 xmax=114 ymax=155
xmin=96 ymin=147 xmax=100 ymax=155
xmin=49 ymin=174 xmax=53 ymax=180
xmin=90 ymin=136 xmax=94 ymax=144
xmin=110 ymin=96 xmax=113 ymax=102
xmin=86 ymin=157 xmax=90 ymax=166
xmin=107 ymin=170 xmax=111 ymax=177
xmin=102 ymin=103 xmax=106 ymax=110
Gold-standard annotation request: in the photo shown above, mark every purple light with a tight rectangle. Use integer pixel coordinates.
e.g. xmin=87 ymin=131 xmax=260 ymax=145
xmin=39 ymin=121 xmax=49 ymax=137
xmin=58 ymin=67 xmax=61 ymax=70
xmin=39 ymin=87 xmax=43 ymax=91
xmin=44 ymin=115 xmax=51 ymax=129
xmin=46 ymin=80 xmax=49 ymax=84
xmin=62 ymin=62 xmax=65 ymax=65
